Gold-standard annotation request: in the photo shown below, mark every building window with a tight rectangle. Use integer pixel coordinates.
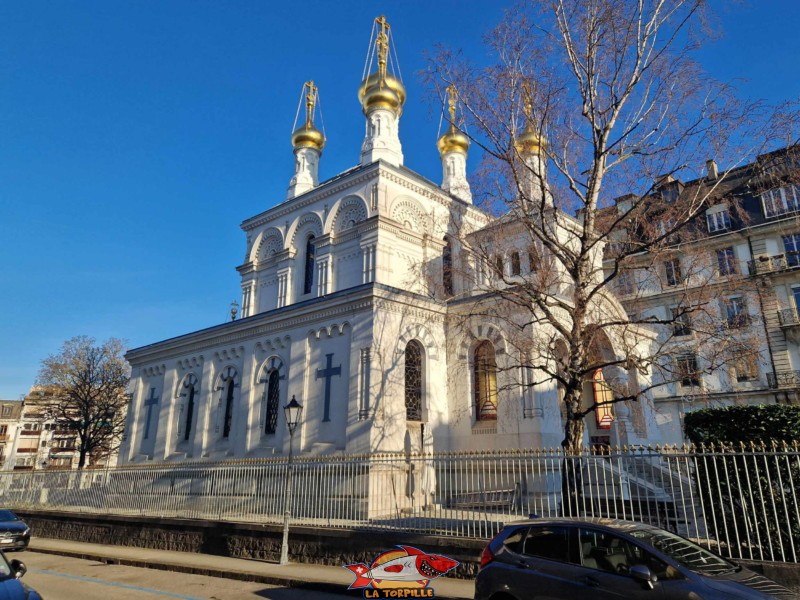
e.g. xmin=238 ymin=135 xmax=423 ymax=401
xmin=671 ymin=307 xmax=692 ymax=336
xmin=762 ymin=184 xmax=800 ymax=219
xmin=1 ymin=406 xmax=11 ymax=417
xmin=183 ymin=384 xmax=196 ymax=442
xmin=716 ymin=247 xmax=738 ymax=276
xmin=664 ymin=259 xmax=682 ymax=286
xmin=734 ymin=353 xmax=759 ymax=382
xmin=494 ymin=256 xmax=504 ymax=278
xmin=265 ymin=370 xmax=280 ymax=435
xmin=657 ymin=217 xmax=677 ymax=242
xmin=675 ymin=354 xmax=700 ymax=387
xmin=724 ymin=297 xmax=749 ymax=328
xmin=474 ymin=341 xmax=498 ymax=421
xmin=404 ymin=341 xmax=423 ymax=421
xmin=616 ymin=271 xmax=634 ymax=295
xmin=511 ymin=252 xmax=521 ymax=276
xmin=218 ymin=367 xmax=238 ymax=439
xmin=706 ymin=209 xmax=731 ymax=233
xmin=442 ymin=237 xmax=453 ymax=296
xmin=303 ymin=235 xmax=316 ymax=295
xmin=783 ymin=233 xmax=800 ymax=268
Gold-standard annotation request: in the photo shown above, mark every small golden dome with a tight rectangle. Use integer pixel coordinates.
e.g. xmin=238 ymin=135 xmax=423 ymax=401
xmin=291 ymin=123 xmax=325 ymax=152
xmin=437 ymin=123 xmax=469 ymax=156
xmin=514 ymin=122 xmax=545 ymax=154
xmin=359 ymin=72 xmax=406 ymax=116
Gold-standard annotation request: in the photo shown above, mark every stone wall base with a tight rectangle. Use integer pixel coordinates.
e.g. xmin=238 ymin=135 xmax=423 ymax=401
xmin=17 ymin=510 xmax=484 ymax=579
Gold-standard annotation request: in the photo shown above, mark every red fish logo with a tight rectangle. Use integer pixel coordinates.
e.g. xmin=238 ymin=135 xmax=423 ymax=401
xmin=344 ymin=545 xmax=459 ymax=590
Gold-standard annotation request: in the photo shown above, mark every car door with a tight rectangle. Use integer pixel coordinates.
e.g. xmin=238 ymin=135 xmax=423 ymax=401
xmin=509 ymin=525 xmax=589 ymax=600
xmin=574 ymin=527 xmax=666 ymax=599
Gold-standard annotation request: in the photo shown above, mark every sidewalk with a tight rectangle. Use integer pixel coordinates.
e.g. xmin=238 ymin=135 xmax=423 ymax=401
xmin=27 ymin=538 xmax=474 ymax=600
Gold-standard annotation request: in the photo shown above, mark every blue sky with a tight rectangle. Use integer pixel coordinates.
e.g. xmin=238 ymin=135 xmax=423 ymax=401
xmin=1 ymin=1 xmax=799 ymax=399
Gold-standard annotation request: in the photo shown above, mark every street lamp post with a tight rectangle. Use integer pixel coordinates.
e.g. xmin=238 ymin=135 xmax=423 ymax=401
xmin=279 ymin=395 xmax=303 ymax=566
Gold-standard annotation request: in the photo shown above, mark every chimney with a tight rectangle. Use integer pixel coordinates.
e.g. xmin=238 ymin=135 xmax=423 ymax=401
xmin=706 ymin=159 xmax=719 ymax=180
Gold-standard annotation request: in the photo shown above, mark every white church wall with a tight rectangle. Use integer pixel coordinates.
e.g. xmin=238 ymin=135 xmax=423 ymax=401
xmin=302 ymin=324 xmax=352 ymax=453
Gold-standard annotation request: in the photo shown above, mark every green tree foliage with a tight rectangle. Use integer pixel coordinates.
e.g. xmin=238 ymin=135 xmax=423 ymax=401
xmin=684 ymin=405 xmax=800 ymax=561
xmin=37 ymin=336 xmax=130 ymax=469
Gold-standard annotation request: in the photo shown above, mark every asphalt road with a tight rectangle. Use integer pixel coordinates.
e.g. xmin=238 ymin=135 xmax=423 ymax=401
xmin=18 ymin=551 xmax=354 ymax=600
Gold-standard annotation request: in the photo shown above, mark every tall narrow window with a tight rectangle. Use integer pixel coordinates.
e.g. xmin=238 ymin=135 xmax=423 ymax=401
xmin=405 ymin=341 xmax=423 ymax=421
xmin=716 ymin=247 xmax=738 ymax=276
xmin=223 ymin=379 xmax=234 ymax=438
xmin=442 ymin=237 xmax=453 ymax=296
xmin=671 ymin=307 xmax=692 ymax=336
xmin=303 ymin=235 xmax=316 ymax=295
xmin=511 ymin=252 xmax=521 ymax=276
xmin=474 ymin=341 xmax=498 ymax=421
xmin=495 ymin=256 xmax=504 ymax=278
xmin=183 ymin=385 xmax=195 ymax=442
xmin=265 ymin=371 xmax=280 ymax=434
xmin=664 ymin=258 xmax=682 ymax=286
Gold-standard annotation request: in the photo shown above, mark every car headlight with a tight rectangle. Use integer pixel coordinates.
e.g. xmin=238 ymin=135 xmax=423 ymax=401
xmin=22 ymin=528 xmax=30 ymax=537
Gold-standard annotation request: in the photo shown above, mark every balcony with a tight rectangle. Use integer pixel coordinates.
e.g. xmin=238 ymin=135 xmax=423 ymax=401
xmin=778 ymin=308 xmax=800 ymax=326
xmin=767 ymin=370 xmax=800 ymax=389
xmin=15 ymin=447 xmax=38 ymax=454
xmin=18 ymin=430 xmax=40 ymax=437
xmin=748 ymin=253 xmax=800 ymax=276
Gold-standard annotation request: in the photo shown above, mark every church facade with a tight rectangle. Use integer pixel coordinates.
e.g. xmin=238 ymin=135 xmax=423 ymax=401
xmin=118 ymin=18 xmax=660 ymax=465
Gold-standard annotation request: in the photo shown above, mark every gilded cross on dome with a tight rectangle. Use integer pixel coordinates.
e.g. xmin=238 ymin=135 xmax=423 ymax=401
xmin=375 ymin=15 xmax=390 ymax=82
xmin=304 ymin=81 xmax=318 ymax=128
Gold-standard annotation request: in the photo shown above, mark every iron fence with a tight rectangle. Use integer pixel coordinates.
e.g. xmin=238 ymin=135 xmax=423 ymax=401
xmin=0 ymin=444 xmax=798 ymax=563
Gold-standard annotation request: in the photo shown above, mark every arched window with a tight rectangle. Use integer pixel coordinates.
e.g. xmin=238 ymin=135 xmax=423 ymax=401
xmin=218 ymin=366 xmax=238 ymax=439
xmin=265 ymin=370 xmax=280 ymax=434
xmin=443 ymin=237 xmax=453 ymax=296
xmin=511 ymin=252 xmax=521 ymax=276
xmin=405 ymin=341 xmax=423 ymax=421
xmin=303 ymin=235 xmax=316 ymax=295
xmin=474 ymin=341 xmax=498 ymax=421
xmin=183 ymin=384 xmax=195 ymax=442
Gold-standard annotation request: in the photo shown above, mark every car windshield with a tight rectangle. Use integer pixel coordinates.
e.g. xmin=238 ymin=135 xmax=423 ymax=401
xmin=630 ymin=529 xmax=736 ymax=576
xmin=0 ymin=510 xmax=18 ymax=522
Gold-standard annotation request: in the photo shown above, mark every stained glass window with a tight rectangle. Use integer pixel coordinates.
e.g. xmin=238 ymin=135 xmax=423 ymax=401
xmin=443 ymin=238 xmax=453 ymax=296
xmin=474 ymin=341 xmax=498 ymax=421
xmin=405 ymin=341 xmax=423 ymax=421
xmin=183 ymin=385 xmax=195 ymax=442
xmin=303 ymin=235 xmax=316 ymax=295
xmin=265 ymin=370 xmax=280 ymax=434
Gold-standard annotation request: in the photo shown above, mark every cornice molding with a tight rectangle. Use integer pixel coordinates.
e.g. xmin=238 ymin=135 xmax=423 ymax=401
xmin=242 ymin=166 xmax=380 ymax=232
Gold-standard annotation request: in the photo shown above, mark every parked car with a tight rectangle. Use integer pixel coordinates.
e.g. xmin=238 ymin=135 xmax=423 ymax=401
xmin=0 ymin=510 xmax=29 ymax=552
xmin=0 ymin=552 xmax=42 ymax=599
xmin=475 ymin=517 xmax=795 ymax=599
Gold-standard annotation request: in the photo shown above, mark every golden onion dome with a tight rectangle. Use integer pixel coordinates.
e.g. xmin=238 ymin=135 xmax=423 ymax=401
xmin=358 ymin=72 xmax=406 ymax=116
xmin=291 ymin=123 xmax=325 ymax=152
xmin=437 ymin=123 xmax=469 ymax=156
xmin=514 ymin=122 xmax=545 ymax=154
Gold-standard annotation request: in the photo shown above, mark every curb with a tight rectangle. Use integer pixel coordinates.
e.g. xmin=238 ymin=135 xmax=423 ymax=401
xmin=27 ymin=547 xmax=472 ymax=600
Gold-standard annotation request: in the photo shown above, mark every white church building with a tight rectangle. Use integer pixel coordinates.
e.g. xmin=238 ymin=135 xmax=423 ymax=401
xmin=118 ymin=17 xmax=661 ymax=465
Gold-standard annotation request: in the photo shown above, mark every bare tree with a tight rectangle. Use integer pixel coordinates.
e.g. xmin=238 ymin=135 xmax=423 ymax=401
xmin=426 ymin=0 xmax=798 ymax=453
xmin=37 ymin=336 xmax=130 ymax=469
